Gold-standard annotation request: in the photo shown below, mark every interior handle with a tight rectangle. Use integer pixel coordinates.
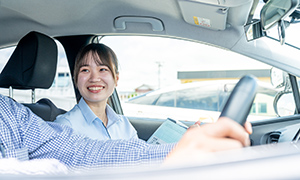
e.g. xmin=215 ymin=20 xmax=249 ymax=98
xmin=114 ymin=16 xmax=164 ymax=31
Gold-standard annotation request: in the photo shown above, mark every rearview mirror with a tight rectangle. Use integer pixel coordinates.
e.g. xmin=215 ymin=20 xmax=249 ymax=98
xmin=260 ymin=0 xmax=298 ymax=30
xmin=245 ymin=0 xmax=299 ymax=43
xmin=261 ymin=0 xmax=299 ymax=45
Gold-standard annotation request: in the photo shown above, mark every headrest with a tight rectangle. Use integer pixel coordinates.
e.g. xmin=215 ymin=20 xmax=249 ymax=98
xmin=0 ymin=31 xmax=58 ymax=89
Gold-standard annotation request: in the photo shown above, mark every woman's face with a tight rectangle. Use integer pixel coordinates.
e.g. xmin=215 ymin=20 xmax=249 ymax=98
xmin=77 ymin=52 xmax=118 ymax=105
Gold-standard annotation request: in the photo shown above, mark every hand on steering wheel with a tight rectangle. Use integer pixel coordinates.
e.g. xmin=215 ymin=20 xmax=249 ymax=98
xmin=164 ymin=75 xmax=257 ymax=165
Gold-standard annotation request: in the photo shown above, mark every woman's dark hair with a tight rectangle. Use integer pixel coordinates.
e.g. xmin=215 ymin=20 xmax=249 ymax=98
xmin=73 ymin=43 xmax=119 ymax=87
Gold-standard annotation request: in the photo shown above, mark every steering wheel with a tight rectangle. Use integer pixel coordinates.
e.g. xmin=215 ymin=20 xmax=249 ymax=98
xmin=219 ymin=75 xmax=258 ymax=126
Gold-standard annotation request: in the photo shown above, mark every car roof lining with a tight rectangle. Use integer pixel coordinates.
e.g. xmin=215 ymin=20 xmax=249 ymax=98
xmin=0 ymin=0 xmax=252 ymax=47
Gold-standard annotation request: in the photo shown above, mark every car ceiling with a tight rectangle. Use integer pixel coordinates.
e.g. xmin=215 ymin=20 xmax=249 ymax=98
xmin=1 ymin=0 xmax=300 ymax=78
xmin=0 ymin=0 xmax=252 ymax=47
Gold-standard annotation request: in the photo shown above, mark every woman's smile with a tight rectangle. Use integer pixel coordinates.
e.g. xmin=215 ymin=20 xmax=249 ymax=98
xmin=87 ymin=85 xmax=105 ymax=93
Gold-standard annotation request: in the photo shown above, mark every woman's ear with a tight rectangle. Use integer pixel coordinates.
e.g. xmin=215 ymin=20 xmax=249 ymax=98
xmin=115 ymin=73 xmax=119 ymax=86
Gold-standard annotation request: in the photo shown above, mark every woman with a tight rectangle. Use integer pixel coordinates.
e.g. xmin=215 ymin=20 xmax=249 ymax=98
xmin=54 ymin=43 xmax=138 ymax=140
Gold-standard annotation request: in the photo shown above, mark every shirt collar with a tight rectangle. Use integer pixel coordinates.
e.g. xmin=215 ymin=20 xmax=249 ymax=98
xmin=77 ymin=97 xmax=121 ymax=126
xmin=78 ymin=98 xmax=98 ymax=125
xmin=106 ymin=104 xmax=120 ymax=127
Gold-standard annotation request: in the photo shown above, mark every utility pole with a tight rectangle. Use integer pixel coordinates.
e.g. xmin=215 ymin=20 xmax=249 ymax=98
xmin=156 ymin=61 xmax=162 ymax=89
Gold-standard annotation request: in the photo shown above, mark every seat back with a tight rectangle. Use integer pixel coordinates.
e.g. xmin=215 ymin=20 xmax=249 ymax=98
xmin=23 ymin=98 xmax=66 ymax=122
xmin=0 ymin=31 xmax=66 ymax=121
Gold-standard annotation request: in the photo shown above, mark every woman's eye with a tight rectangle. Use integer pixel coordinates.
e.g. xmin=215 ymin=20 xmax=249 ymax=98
xmin=80 ymin=68 xmax=89 ymax=72
xmin=100 ymin=68 xmax=108 ymax=72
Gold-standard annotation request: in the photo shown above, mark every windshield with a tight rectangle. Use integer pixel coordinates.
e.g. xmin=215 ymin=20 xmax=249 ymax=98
xmin=100 ymin=35 xmax=282 ymax=123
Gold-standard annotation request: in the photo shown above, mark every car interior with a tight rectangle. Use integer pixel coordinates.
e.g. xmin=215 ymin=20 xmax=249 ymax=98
xmin=2 ymin=32 xmax=300 ymax=145
xmin=1 ymin=0 xmax=300 ymax=177
xmin=0 ymin=0 xmax=299 ymax=143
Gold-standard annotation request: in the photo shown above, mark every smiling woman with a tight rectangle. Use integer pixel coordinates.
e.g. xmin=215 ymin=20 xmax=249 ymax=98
xmin=54 ymin=43 xmax=138 ymax=141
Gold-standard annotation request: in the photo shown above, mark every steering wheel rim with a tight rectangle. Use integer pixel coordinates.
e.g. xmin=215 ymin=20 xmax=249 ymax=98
xmin=219 ymin=75 xmax=258 ymax=126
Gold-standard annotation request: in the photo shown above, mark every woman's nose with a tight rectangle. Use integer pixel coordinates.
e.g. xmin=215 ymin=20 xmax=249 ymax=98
xmin=89 ymin=71 xmax=101 ymax=82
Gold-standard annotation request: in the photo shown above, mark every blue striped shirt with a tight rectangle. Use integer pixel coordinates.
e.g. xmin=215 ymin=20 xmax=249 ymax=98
xmin=0 ymin=94 xmax=175 ymax=169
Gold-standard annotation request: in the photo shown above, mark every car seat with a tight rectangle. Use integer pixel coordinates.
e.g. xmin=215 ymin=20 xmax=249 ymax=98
xmin=0 ymin=31 xmax=66 ymax=121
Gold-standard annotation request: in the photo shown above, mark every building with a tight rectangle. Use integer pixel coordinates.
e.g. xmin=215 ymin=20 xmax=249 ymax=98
xmin=178 ymin=69 xmax=270 ymax=83
xmin=135 ymin=84 xmax=154 ymax=94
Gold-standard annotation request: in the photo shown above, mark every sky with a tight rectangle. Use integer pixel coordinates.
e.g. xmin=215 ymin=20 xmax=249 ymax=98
xmin=100 ymin=36 xmax=271 ymax=92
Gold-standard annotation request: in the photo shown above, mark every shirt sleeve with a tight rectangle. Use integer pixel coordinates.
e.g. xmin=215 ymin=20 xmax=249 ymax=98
xmin=0 ymin=95 xmax=175 ymax=169
xmin=33 ymin=121 xmax=176 ymax=169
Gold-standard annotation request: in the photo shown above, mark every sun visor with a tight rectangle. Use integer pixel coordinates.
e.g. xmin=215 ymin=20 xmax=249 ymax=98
xmin=178 ymin=0 xmax=229 ymax=30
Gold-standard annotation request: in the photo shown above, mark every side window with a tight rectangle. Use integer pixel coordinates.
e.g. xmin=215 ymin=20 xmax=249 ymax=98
xmin=0 ymin=41 xmax=76 ymax=111
xmin=128 ymin=94 xmax=160 ymax=105
xmin=53 ymin=72 xmax=70 ymax=87
xmin=0 ymin=47 xmax=15 ymax=73
xmin=176 ymin=86 xmax=219 ymax=111
xmin=100 ymin=36 xmax=294 ymax=122
xmin=156 ymin=92 xmax=175 ymax=107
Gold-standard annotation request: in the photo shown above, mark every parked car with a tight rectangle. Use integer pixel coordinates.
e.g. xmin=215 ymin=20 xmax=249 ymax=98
xmin=1 ymin=0 xmax=300 ymax=179
xmin=123 ymin=80 xmax=279 ymax=122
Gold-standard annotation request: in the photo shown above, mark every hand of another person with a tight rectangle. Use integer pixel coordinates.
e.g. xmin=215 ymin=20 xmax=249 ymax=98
xmin=164 ymin=117 xmax=251 ymax=165
xmin=190 ymin=119 xmax=252 ymax=135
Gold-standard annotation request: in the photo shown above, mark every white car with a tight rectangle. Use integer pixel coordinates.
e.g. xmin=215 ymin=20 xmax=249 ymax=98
xmin=123 ymin=80 xmax=279 ymax=123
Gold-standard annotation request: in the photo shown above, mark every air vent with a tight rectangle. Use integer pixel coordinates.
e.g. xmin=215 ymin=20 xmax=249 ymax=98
xmin=266 ymin=131 xmax=281 ymax=144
